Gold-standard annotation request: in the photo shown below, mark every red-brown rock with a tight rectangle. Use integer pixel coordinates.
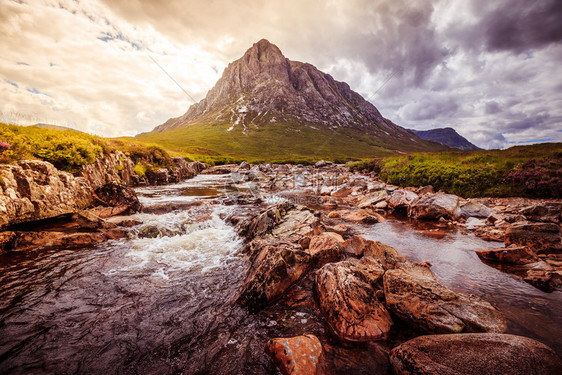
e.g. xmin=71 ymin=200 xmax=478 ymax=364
xmin=307 ymin=232 xmax=344 ymax=267
xmin=390 ymin=333 xmax=562 ymax=375
xmin=265 ymin=335 xmax=329 ymax=375
xmin=505 ymin=222 xmax=561 ymax=253
xmin=314 ymin=258 xmax=393 ymax=342
xmin=476 ymin=246 xmax=538 ymax=264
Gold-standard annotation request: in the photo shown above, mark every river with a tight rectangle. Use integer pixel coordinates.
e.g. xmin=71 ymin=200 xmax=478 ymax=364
xmin=0 ymin=175 xmax=560 ymax=374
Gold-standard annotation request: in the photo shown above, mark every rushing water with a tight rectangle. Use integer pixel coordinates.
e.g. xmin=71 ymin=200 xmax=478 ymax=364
xmin=0 ymin=176 xmax=560 ymax=374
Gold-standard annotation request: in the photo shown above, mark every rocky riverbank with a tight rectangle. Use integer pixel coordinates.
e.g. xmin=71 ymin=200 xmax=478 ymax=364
xmin=0 ymin=153 xmax=205 ymax=253
xmin=208 ymin=161 xmax=562 ymax=293
xmin=230 ymin=200 xmax=561 ymax=375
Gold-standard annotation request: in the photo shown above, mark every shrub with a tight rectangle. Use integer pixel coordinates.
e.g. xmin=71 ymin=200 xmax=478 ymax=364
xmin=134 ymin=162 xmax=148 ymax=178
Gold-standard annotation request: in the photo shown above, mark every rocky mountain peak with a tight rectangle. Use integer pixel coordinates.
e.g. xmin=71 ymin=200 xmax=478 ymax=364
xmin=148 ymin=40 xmax=430 ymax=152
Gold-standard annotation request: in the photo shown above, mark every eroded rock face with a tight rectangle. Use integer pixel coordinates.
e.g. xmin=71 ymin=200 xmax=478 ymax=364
xmin=93 ymin=182 xmax=142 ymax=216
xmin=80 ymin=151 xmax=136 ymax=187
xmin=314 ymin=258 xmax=393 ymax=342
xmin=408 ymin=193 xmax=461 ymax=220
xmin=390 ymin=333 xmax=562 ymax=375
xmin=10 ymin=231 xmax=109 ymax=252
xmin=236 ymin=243 xmax=312 ymax=310
xmin=265 ymin=335 xmax=329 ymax=375
xmin=0 ymin=160 xmax=92 ymax=230
xmin=505 ymin=222 xmax=561 ymax=253
xmin=384 ymin=269 xmax=506 ymax=334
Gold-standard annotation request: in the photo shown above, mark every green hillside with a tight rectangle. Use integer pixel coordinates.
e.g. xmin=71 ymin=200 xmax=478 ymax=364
xmin=135 ymin=120 xmax=448 ymax=163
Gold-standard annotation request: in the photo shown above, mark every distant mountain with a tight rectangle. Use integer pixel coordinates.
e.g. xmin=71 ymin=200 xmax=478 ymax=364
xmin=139 ymin=39 xmax=448 ymax=160
xmin=413 ymin=128 xmax=481 ymax=151
xmin=32 ymin=123 xmax=82 ymax=133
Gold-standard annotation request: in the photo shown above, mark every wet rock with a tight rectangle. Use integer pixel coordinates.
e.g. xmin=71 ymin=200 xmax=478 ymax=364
xmin=408 ymin=193 xmax=461 ymax=220
xmin=265 ymin=335 xmax=329 ymax=375
xmin=239 ymin=161 xmax=251 ymax=170
xmin=342 ymin=209 xmax=384 ymax=224
xmin=93 ymin=182 xmax=142 ymax=216
xmin=388 ymin=190 xmax=418 ymax=209
xmin=331 ymin=186 xmax=352 ymax=197
xmin=315 ymin=160 xmax=329 ymax=168
xmin=10 ymin=231 xmax=108 ymax=252
xmin=384 ymin=268 xmax=506 ymax=334
xmin=460 ymin=201 xmax=493 ymax=218
xmin=236 ymin=243 xmax=312 ymax=310
xmin=505 ymin=222 xmax=561 ymax=253
xmin=307 ymin=232 xmax=344 ymax=267
xmin=73 ymin=210 xmax=115 ymax=230
xmin=325 ymin=224 xmax=348 ymax=236
xmin=237 ymin=201 xmax=295 ymax=239
xmin=357 ymin=190 xmax=389 ymax=208
xmin=0 ymin=231 xmax=16 ymax=253
xmin=363 ymin=240 xmax=433 ymax=277
xmin=476 ymin=246 xmax=539 ymax=264
xmin=390 ymin=333 xmax=562 ymax=375
xmin=342 ymin=235 xmax=370 ymax=257
xmin=0 ymin=160 xmax=93 ymax=229
xmin=523 ymin=269 xmax=562 ymax=293
xmin=146 ymin=168 xmax=169 ymax=185
xmin=418 ymin=229 xmax=445 ymax=239
xmin=314 ymin=258 xmax=393 ymax=342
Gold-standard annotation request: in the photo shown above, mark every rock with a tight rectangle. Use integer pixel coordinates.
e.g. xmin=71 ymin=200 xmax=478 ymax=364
xmin=342 ymin=209 xmax=384 ymax=224
xmin=236 ymin=243 xmax=312 ymax=310
xmin=10 ymin=231 xmax=108 ymax=252
xmin=327 ymin=211 xmax=341 ymax=219
xmin=315 ymin=160 xmax=328 ymax=168
xmin=505 ymin=222 xmax=561 ymax=253
xmin=237 ymin=201 xmax=295 ymax=239
xmin=465 ymin=217 xmax=486 ymax=229
xmin=146 ymin=168 xmax=169 ymax=185
xmin=239 ymin=161 xmax=251 ymax=170
xmin=314 ymin=258 xmax=393 ymax=342
xmin=0 ymin=231 xmax=16 ymax=253
xmin=460 ymin=201 xmax=494 ymax=218
xmin=0 ymin=160 xmax=93 ymax=230
xmin=523 ymin=268 xmax=562 ymax=293
xmin=342 ymin=235 xmax=370 ymax=257
xmin=416 ymin=185 xmax=434 ymax=195
xmin=390 ymin=333 xmax=562 ymax=375
xmin=88 ymin=205 xmax=132 ymax=218
xmin=388 ymin=190 xmax=418 ymax=209
xmin=476 ymin=246 xmax=539 ymax=264
xmin=520 ymin=203 xmax=561 ymax=223
xmin=307 ymin=232 xmax=344 ymax=267
xmin=357 ymin=190 xmax=389 ymax=208
xmin=80 ymin=151 xmax=136 ymax=187
xmin=93 ymin=182 xmax=142 ymax=215
xmin=326 ymin=224 xmax=348 ymax=236
xmin=408 ymin=193 xmax=461 ymax=220
xmin=73 ymin=210 xmax=115 ymax=230
xmin=363 ymin=240 xmax=433 ymax=277
xmin=331 ymin=186 xmax=352 ymax=197
xmin=418 ymin=229 xmax=445 ymax=239
xmin=375 ymin=201 xmax=387 ymax=209
xmin=384 ymin=268 xmax=506 ymax=334
xmin=265 ymin=335 xmax=329 ymax=375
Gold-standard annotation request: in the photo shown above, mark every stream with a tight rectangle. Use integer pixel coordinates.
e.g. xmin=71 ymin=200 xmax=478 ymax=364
xmin=0 ymin=175 xmax=560 ymax=374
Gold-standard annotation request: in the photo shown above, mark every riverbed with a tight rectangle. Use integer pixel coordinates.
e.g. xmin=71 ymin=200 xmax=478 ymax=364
xmin=0 ymin=175 xmax=560 ymax=374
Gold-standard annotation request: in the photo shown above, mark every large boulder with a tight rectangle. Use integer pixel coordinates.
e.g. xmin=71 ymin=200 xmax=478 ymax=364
xmin=342 ymin=209 xmax=385 ymax=224
xmin=390 ymin=333 xmax=562 ymax=375
xmin=307 ymin=232 xmax=344 ymax=267
xmin=520 ymin=203 xmax=561 ymax=223
xmin=505 ymin=222 xmax=561 ymax=253
xmin=388 ymin=190 xmax=418 ymax=209
xmin=146 ymin=168 xmax=169 ymax=185
xmin=265 ymin=335 xmax=329 ymax=375
xmin=0 ymin=160 xmax=93 ymax=229
xmin=314 ymin=258 xmax=393 ymax=342
xmin=9 ymin=231 xmax=109 ymax=252
xmin=93 ymin=182 xmax=142 ymax=216
xmin=476 ymin=246 xmax=539 ymax=265
xmin=357 ymin=190 xmax=389 ymax=208
xmin=80 ymin=151 xmax=136 ymax=187
xmin=460 ymin=201 xmax=494 ymax=218
xmin=408 ymin=193 xmax=461 ymax=220
xmin=384 ymin=269 xmax=506 ymax=334
xmin=236 ymin=243 xmax=312 ymax=310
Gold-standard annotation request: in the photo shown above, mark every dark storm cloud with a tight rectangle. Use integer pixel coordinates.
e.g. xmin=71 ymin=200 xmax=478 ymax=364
xmin=485 ymin=101 xmax=501 ymax=115
xmin=505 ymin=114 xmax=550 ymax=132
xmin=481 ymin=0 xmax=562 ymax=52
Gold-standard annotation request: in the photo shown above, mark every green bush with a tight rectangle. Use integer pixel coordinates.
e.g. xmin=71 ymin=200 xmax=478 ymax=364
xmin=134 ymin=162 xmax=148 ymax=178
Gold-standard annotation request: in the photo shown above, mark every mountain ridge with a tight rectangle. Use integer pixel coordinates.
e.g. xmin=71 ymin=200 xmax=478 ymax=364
xmin=413 ymin=127 xmax=482 ymax=151
xmin=139 ymin=39 xmax=448 ymax=159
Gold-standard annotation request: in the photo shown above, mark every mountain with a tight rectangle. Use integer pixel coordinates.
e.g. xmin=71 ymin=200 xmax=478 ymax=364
xmin=32 ymin=123 xmax=82 ymax=132
xmin=413 ymin=128 xmax=481 ymax=151
xmin=138 ymin=39 xmax=448 ymax=160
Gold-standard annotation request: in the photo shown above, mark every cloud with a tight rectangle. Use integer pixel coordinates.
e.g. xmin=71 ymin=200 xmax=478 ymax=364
xmin=0 ymin=0 xmax=560 ymax=149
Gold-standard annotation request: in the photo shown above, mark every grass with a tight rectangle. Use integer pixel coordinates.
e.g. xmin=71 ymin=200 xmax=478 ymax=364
xmin=135 ymin=119 xmax=447 ymax=163
xmin=350 ymin=143 xmax=562 ymax=198
xmin=0 ymin=123 xmax=173 ymax=173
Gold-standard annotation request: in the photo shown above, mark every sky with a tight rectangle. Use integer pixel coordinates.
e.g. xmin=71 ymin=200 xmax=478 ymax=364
xmin=0 ymin=0 xmax=561 ymax=149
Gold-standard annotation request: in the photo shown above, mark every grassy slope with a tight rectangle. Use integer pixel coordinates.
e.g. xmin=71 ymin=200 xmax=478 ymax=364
xmin=135 ymin=120 xmax=447 ymax=163
xmin=350 ymin=143 xmax=562 ymax=198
